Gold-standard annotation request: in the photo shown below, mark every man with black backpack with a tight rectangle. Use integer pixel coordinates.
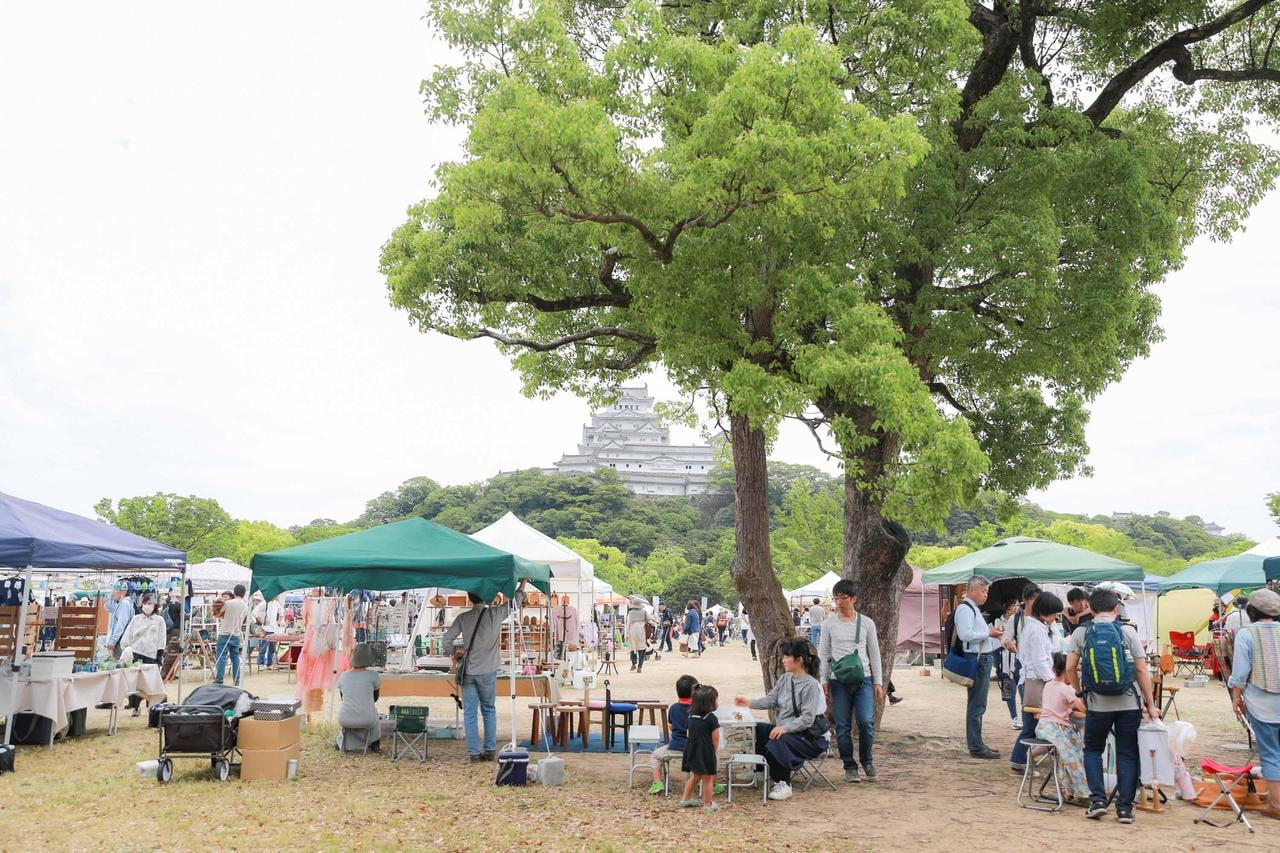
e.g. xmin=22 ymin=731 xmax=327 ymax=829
xmin=1064 ymin=587 xmax=1160 ymax=824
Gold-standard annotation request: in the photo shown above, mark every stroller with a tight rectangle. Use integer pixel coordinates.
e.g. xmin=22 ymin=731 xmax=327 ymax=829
xmin=156 ymin=684 xmax=253 ymax=783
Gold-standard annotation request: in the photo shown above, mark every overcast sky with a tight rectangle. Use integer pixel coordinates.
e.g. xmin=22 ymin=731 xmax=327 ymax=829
xmin=2 ymin=3 xmax=1277 ymax=542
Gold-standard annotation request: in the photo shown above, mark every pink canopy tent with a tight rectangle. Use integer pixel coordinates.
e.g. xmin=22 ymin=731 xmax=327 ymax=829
xmin=896 ymin=566 xmax=941 ymax=656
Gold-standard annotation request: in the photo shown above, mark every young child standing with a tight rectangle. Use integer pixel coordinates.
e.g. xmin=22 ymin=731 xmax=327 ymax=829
xmin=681 ymin=685 xmax=721 ymax=812
xmin=1035 ymin=653 xmax=1089 ymax=801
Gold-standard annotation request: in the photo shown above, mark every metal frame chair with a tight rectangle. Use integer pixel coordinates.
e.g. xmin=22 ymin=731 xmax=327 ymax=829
xmin=1016 ymin=736 xmax=1064 ymax=812
xmin=1169 ymin=631 xmax=1209 ymax=678
xmin=727 ymin=753 xmax=769 ymax=804
xmin=796 ymin=750 xmax=837 ymax=792
xmin=627 ymin=724 xmax=662 ymax=787
xmin=390 ymin=705 xmax=428 ymax=763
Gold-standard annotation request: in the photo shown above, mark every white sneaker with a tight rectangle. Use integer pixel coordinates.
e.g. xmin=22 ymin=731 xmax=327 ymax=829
xmin=1010 ymin=719 xmax=1022 ymax=729
xmin=768 ymin=781 xmax=793 ymax=801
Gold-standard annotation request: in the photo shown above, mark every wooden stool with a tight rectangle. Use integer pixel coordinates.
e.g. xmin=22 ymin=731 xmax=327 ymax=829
xmin=635 ymin=701 xmax=669 ymax=741
xmin=1162 ymin=686 xmax=1181 ymax=721
xmin=528 ymin=701 xmax=557 ymax=749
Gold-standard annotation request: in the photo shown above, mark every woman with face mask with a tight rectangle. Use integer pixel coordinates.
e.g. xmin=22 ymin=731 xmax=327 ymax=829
xmin=120 ymin=595 xmax=168 ymax=716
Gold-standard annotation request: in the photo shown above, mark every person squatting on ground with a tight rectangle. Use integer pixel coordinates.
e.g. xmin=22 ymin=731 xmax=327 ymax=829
xmin=680 ymin=685 xmax=722 ymax=813
xmin=735 ymin=637 xmax=828 ymax=801
xmin=819 ymin=579 xmax=883 ymax=783
xmin=1228 ymin=588 xmax=1280 ymax=820
xmin=444 ymin=585 xmax=524 ymax=762
xmin=954 ymin=576 xmax=1003 ymax=758
xmin=1064 ymin=587 xmax=1160 ymax=824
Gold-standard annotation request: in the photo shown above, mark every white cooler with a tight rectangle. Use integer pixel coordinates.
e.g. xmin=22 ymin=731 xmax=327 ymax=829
xmin=30 ymin=651 xmax=74 ymax=678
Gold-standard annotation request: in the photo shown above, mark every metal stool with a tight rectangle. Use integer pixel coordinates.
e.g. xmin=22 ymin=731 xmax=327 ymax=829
xmin=340 ymin=728 xmax=371 ymax=755
xmin=658 ymin=750 xmax=683 ymax=796
xmin=1016 ymin=737 xmax=1064 ymax=811
xmin=727 ymin=753 xmax=769 ymax=804
xmin=627 ymin=725 xmax=663 ymax=787
xmin=797 ymin=750 xmax=837 ymax=792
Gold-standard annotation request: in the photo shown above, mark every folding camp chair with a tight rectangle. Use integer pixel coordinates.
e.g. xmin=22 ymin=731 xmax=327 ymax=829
xmin=1195 ymin=758 xmax=1258 ymax=833
xmin=390 ymin=705 xmax=428 ymax=763
xmin=796 ymin=749 xmax=837 ymax=792
xmin=1169 ymin=631 xmax=1209 ymax=678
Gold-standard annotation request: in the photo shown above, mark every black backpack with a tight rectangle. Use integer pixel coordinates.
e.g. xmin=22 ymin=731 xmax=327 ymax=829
xmin=943 ymin=600 xmax=979 ymax=656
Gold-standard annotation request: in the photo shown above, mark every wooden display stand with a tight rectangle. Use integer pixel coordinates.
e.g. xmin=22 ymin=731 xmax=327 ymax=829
xmin=0 ymin=603 xmax=41 ymax=663
xmin=55 ymin=601 xmax=107 ymax=661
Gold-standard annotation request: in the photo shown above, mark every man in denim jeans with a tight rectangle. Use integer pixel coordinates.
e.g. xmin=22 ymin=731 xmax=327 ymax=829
xmin=444 ymin=585 xmax=524 ymax=762
xmin=819 ymin=580 xmax=883 ymax=782
xmin=954 ymin=576 xmax=1003 ymax=758
xmin=1064 ymin=588 xmax=1159 ymax=824
xmin=214 ymin=585 xmax=248 ymax=686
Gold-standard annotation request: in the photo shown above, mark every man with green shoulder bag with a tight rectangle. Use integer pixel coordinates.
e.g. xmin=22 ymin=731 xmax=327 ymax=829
xmin=819 ymin=579 xmax=884 ymax=783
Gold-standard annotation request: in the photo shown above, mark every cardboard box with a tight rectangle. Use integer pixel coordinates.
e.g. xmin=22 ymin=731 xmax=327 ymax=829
xmin=239 ymin=743 xmax=300 ymax=781
xmin=237 ymin=714 xmax=301 ymax=750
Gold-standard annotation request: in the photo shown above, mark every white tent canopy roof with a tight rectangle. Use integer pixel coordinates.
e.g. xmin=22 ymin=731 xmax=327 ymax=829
xmin=470 ymin=512 xmax=594 ymax=579
xmin=786 ymin=570 xmax=842 ymax=601
xmin=186 ymin=557 xmax=251 ymax=593
xmin=1245 ymin=537 xmax=1280 ymax=557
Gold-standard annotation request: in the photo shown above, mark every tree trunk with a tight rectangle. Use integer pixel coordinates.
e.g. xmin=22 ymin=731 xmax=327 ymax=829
xmin=728 ymin=409 xmax=793 ymax=691
xmin=843 ymin=450 xmax=912 ymax=722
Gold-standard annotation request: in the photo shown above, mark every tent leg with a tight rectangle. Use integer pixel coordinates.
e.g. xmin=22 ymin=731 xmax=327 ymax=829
xmin=177 ymin=564 xmax=187 ymax=703
xmin=3 ymin=565 xmax=34 ymax=747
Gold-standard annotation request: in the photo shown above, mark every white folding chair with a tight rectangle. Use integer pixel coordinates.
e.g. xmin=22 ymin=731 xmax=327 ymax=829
xmin=627 ymin=725 xmax=663 ymax=787
xmin=727 ymin=753 xmax=769 ymax=804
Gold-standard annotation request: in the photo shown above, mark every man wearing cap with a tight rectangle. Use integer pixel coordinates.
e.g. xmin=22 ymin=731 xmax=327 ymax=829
xmin=1229 ymin=588 xmax=1280 ymax=819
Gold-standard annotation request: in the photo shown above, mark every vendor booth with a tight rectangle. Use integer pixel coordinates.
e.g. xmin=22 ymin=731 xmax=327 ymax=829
xmin=185 ymin=557 xmax=251 ymax=594
xmin=250 ymin=518 xmax=551 ymax=749
xmin=0 ymin=491 xmax=186 ymax=746
xmin=785 ymin=570 xmax=841 ymax=605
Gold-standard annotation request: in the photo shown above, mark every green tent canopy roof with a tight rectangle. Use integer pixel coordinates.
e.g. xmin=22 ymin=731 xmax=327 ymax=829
xmin=250 ymin=518 xmax=551 ymax=601
xmin=920 ymin=537 xmax=1144 ymax=586
xmin=1157 ymin=552 xmax=1280 ymax=596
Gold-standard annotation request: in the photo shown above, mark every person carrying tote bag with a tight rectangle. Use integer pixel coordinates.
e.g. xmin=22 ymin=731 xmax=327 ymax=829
xmin=1010 ymin=592 xmax=1065 ymax=772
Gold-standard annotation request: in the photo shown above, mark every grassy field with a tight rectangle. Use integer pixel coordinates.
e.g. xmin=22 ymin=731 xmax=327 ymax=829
xmin=1 ymin=642 xmax=1274 ymax=852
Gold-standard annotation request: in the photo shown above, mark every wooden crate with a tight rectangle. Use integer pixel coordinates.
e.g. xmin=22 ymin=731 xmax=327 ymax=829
xmin=0 ymin=603 xmax=41 ymax=662
xmin=55 ymin=601 xmax=105 ymax=662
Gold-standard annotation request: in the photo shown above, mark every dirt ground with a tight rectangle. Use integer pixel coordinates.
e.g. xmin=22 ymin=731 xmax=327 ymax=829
xmin=1 ymin=640 xmax=1272 ymax=852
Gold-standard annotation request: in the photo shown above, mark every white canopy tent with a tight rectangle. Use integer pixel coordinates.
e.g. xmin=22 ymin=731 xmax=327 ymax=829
xmin=469 ymin=513 xmax=596 ymax=618
xmin=1245 ymin=537 xmax=1280 ymax=557
xmin=185 ymin=557 xmax=251 ymax=593
xmin=786 ymin=570 xmax=842 ymax=603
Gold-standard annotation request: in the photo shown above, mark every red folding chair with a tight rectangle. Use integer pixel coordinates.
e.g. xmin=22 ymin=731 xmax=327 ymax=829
xmin=1194 ymin=758 xmax=1259 ymax=833
xmin=1169 ymin=631 xmax=1210 ymax=678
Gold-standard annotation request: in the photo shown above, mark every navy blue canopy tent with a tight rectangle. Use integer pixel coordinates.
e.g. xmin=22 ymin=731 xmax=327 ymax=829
xmin=0 ymin=491 xmax=186 ymax=569
xmin=1 ymin=491 xmax=187 ymax=746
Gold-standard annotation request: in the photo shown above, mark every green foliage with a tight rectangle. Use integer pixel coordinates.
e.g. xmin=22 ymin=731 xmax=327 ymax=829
xmin=355 ymin=477 xmax=441 ymax=526
xmin=290 ymin=519 xmax=361 ymax=545
xmin=227 ymin=520 xmax=297 ymax=567
xmin=1268 ymin=493 xmax=1280 ymax=528
xmin=94 ymin=493 xmax=236 ymax=564
xmin=771 ymin=481 xmax=842 ymax=587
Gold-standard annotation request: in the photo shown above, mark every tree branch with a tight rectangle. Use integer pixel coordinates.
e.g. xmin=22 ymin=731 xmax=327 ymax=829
xmin=1083 ymin=0 xmax=1279 ymax=127
xmin=786 ymin=413 xmax=844 ymax=461
xmin=928 ymin=381 xmax=973 ymax=415
xmin=954 ymin=3 xmax=1021 ymax=150
xmin=470 ymin=326 xmax=657 ymax=371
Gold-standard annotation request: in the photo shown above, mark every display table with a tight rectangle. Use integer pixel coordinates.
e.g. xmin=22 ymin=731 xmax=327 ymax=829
xmin=0 ymin=664 xmax=167 ymax=741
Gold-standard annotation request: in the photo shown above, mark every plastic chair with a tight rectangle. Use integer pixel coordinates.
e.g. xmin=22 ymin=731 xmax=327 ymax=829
xmin=390 ymin=705 xmax=428 ymax=763
xmin=727 ymin=753 xmax=769 ymax=804
xmin=1169 ymin=631 xmax=1209 ymax=678
xmin=627 ymin=725 xmax=662 ymax=787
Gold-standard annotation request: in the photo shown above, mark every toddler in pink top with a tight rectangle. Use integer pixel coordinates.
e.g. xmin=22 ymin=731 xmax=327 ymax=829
xmin=1034 ymin=653 xmax=1089 ymax=799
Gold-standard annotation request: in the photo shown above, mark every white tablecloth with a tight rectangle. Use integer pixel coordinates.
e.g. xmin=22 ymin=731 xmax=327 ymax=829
xmin=0 ymin=664 xmax=167 ymax=733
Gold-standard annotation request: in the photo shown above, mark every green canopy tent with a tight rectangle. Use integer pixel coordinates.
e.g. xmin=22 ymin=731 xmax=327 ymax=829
xmin=249 ymin=518 xmax=551 ymax=748
xmin=250 ymin=518 xmax=551 ymax=600
xmin=1157 ymin=553 xmax=1280 ymax=597
xmin=920 ymin=537 xmax=1145 ymax=586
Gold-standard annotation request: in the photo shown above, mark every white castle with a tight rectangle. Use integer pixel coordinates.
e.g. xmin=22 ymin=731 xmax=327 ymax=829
xmin=550 ymin=386 xmax=717 ymax=495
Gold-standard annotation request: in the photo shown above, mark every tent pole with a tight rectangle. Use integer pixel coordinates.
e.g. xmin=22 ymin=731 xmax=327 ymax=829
xmin=177 ymin=563 xmax=187 ymax=703
xmin=3 ymin=565 xmax=34 ymax=747
xmin=920 ymin=576 xmax=925 ymax=667
xmin=509 ymin=590 xmax=517 ymax=752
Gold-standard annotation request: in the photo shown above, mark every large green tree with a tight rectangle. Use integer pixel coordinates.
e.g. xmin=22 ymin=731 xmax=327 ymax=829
xmin=385 ymin=0 xmax=1280 ymax=688
xmin=1268 ymin=492 xmax=1280 ymax=527
xmin=94 ymin=493 xmax=236 ymax=564
xmin=382 ymin=0 xmax=953 ymax=682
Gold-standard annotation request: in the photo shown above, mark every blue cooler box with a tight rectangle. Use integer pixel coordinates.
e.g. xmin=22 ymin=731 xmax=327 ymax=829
xmin=495 ymin=748 xmax=529 ymax=786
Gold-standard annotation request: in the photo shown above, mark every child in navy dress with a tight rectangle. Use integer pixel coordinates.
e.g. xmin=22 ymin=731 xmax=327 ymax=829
xmin=681 ymin=684 xmax=721 ymax=812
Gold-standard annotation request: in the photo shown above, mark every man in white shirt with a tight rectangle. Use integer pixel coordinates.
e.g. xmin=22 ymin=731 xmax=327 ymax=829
xmin=808 ymin=598 xmax=826 ymax=648
xmin=954 ymin=576 xmax=1004 ymax=758
xmin=214 ymin=584 xmax=249 ymax=686
xmin=257 ymin=594 xmax=284 ymax=668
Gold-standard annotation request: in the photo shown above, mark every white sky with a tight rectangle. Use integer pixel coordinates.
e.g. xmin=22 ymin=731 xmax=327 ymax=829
xmin=1 ymin=2 xmax=1277 ymax=541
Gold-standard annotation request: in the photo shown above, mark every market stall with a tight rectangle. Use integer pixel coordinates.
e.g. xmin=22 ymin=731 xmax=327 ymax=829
xmin=0 ymin=490 xmax=187 ymax=746
xmin=0 ymin=665 xmax=166 ymax=744
xmin=250 ymin=518 xmax=551 ymax=748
